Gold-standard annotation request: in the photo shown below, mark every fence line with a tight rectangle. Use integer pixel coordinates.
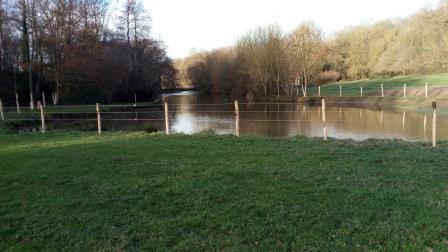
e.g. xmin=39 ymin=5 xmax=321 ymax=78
xmin=0 ymin=98 xmax=442 ymax=147
xmin=2 ymin=99 xmax=448 ymax=110
xmin=2 ymin=82 xmax=448 ymax=108
xmin=4 ymin=100 xmax=437 ymax=110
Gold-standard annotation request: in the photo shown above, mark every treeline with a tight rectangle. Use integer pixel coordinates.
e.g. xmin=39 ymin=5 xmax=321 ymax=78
xmin=0 ymin=0 xmax=176 ymax=106
xmin=176 ymin=1 xmax=448 ymax=99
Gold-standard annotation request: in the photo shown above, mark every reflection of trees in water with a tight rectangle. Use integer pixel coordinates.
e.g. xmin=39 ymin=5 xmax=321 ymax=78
xmin=37 ymin=93 xmax=448 ymax=141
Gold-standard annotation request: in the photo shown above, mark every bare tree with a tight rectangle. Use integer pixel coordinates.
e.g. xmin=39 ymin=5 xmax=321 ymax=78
xmin=286 ymin=23 xmax=323 ymax=97
xmin=236 ymin=25 xmax=284 ymax=98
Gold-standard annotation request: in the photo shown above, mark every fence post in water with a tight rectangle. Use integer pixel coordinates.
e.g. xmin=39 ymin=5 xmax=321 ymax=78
xmin=381 ymin=84 xmax=384 ymax=97
xmin=16 ymin=93 xmax=20 ymax=113
xmin=96 ymin=103 xmax=102 ymax=135
xmin=38 ymin=101 xmax=45 ymax=133
xmin=318 ymin=86 xmax=321 ymax=97
xmin=235 ymin=100 xmax=240 ymax=137
xmin=42 ymin=92 xmax=46 ymax=108
xmin=339 ymin=85 xmax=342 ymax=97
xmin=425 ymin=83 xmax=428 ymax=98
xmin=380 ymin=109 xmax=383 ymax=126
xmin=322 ymin=99 xmax=327 ymax=141
xmin=403 ymin=84 xmax=407 ymax=98
xmin=432 ymin=101 xmax=437 ymax=148
xmin=164 ymin=101 xmax=170 ymax=135
xmin=0 ymin=99 xmax=4 ymax=121
xmin=424 ymin=115 xmax=427 ymax=133
xmin=402 ymin=111 xmax=406 ymax=130
xmin=360 ymin=86 xmax=363 ymax=97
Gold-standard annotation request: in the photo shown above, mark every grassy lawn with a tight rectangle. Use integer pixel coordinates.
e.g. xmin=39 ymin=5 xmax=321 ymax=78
xmin=1 ymin=132 xmax=448 ymax=250
xmin=308 ymin=73 xmax=448 ymax=97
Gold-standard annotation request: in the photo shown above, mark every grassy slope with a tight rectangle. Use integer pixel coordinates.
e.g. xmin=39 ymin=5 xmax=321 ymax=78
xmin=1 ymin=132 xmax=448 ymax=250
xmin=308 ymin=73 xmax=448 ymax=97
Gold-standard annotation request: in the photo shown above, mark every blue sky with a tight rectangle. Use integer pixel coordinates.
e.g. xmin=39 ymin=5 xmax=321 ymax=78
xmin=114 ymin=0 xmax=440 ymax=58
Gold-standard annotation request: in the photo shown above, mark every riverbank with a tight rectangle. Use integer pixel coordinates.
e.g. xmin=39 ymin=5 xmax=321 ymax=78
xmin=255 ymin=95 xmax=446 ymax=113
xmin=255 ymin=73 xmax=448 ymax=112
xmin=1 ymin=132 xmax=448 ymax=250
xmin=313 ymin=73 xmax=448 ymax=97
xmin=299 ymin=96 xmax=447 ymax=113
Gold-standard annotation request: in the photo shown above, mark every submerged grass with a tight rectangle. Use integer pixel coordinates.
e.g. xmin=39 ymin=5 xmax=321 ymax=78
xmin=1 ymin=132 xmax=448 ymax=250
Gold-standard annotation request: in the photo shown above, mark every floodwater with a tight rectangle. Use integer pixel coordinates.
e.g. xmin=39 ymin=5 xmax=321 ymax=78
xmin=155 ymin=91 xmax=447 ymax=142
xmin=18 ymin=91 xmax=447 ymax=142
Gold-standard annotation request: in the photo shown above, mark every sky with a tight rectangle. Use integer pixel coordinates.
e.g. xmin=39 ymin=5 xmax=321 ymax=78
xmin=115 ymin=0 xmax=440 ymax=59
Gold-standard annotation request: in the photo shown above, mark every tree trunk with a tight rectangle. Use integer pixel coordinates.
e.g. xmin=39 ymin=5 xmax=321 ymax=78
xmin=0 ymin=0 xmax=3 ymax=71
xmin=13 ymin=66 xmax=17 ymax=94
xmin=28 ymin=61 xmax=34 ymax=109
xmin=55 ymin=77 xmax=60 ymax=105
xmin=276 ymin=57 xmax=280 ymax=100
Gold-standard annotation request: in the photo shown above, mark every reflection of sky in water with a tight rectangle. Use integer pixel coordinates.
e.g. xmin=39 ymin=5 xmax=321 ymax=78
xmin=172 ymin=113 xmax=195 ymax=134
xmin=167 ymin=106 xmax=448 ymax=141
xmin=172 ymin=113 xmax=235 ymax=135
xmin=161 ymin=93 xmax=448 ymax=142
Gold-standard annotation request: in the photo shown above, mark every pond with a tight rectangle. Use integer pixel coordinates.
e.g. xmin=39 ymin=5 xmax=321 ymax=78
xmin=157 ymin=92 xmax=446 ymax=142
xmin=9 ymin=91 xmax=448 ymax=142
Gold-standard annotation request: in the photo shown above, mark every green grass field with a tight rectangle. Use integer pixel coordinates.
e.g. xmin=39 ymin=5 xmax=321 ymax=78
xmin=308 ymin=73 xmax=448 ymax=97
xmin=2 ymin=132 xmax=448 ymax=250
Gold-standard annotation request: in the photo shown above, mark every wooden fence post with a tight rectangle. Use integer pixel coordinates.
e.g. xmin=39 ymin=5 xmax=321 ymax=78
xmin=38 ymin=101 xmax=45 ymax=133
xmin=164 ymin=101 xmax=170 ymax=135
xmin=0 ymin=99 xmax=4 ymax=121
xmin=235 ymin=100 xmax=240 ymax=137
xmin=318 ymin=86 xmax=321 ymax=97
xmin=432 ymin=101 xmax=437 ymax=147
xmin=381 ymin=83 xmax=384 ymax=97
xmin=425 ymin=82 xmax=428 ymax=98
xmin=380 ymin=109 xmax=383 ymax=126
xmin=424 ymin=115 xmax=427 ymax=133
xmin=403 ymin=84 xmax=407 ymax=98
xmin=360 ymin=86 xmax=363 ymax=97
xmin=96 ymin=103 xmax=102 ymax=135
xmin=16 ymin=93 xmax=20 ymax=113
xmin=339 ymin=85 xmax=342 ymax=97
xmin=322 ymin=99 xmax=327 ymax=140
xmin=402 ymin=111 xmax=406 ymax=130
xmin=42 ymin=92 xmax=46 ymax=107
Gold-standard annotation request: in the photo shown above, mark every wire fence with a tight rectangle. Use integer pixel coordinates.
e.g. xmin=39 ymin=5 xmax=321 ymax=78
xmin=0 ymin=97 xmax=445 ymax=146
xmin=1 ymin=82 xmax=448 ymax=108
xmin=1 ymin=82 xmax=448 ymax=145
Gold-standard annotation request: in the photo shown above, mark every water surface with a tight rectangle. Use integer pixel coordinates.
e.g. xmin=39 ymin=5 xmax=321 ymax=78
xmin=13 ymin=91 xmax=447 ymax=142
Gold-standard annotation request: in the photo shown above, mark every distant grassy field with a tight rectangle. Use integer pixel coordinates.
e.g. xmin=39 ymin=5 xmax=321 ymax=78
xmin=308 ymin=73 xmax=448 ymax=97
xmin=2 ymin=132 xmax=448 ymax=250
